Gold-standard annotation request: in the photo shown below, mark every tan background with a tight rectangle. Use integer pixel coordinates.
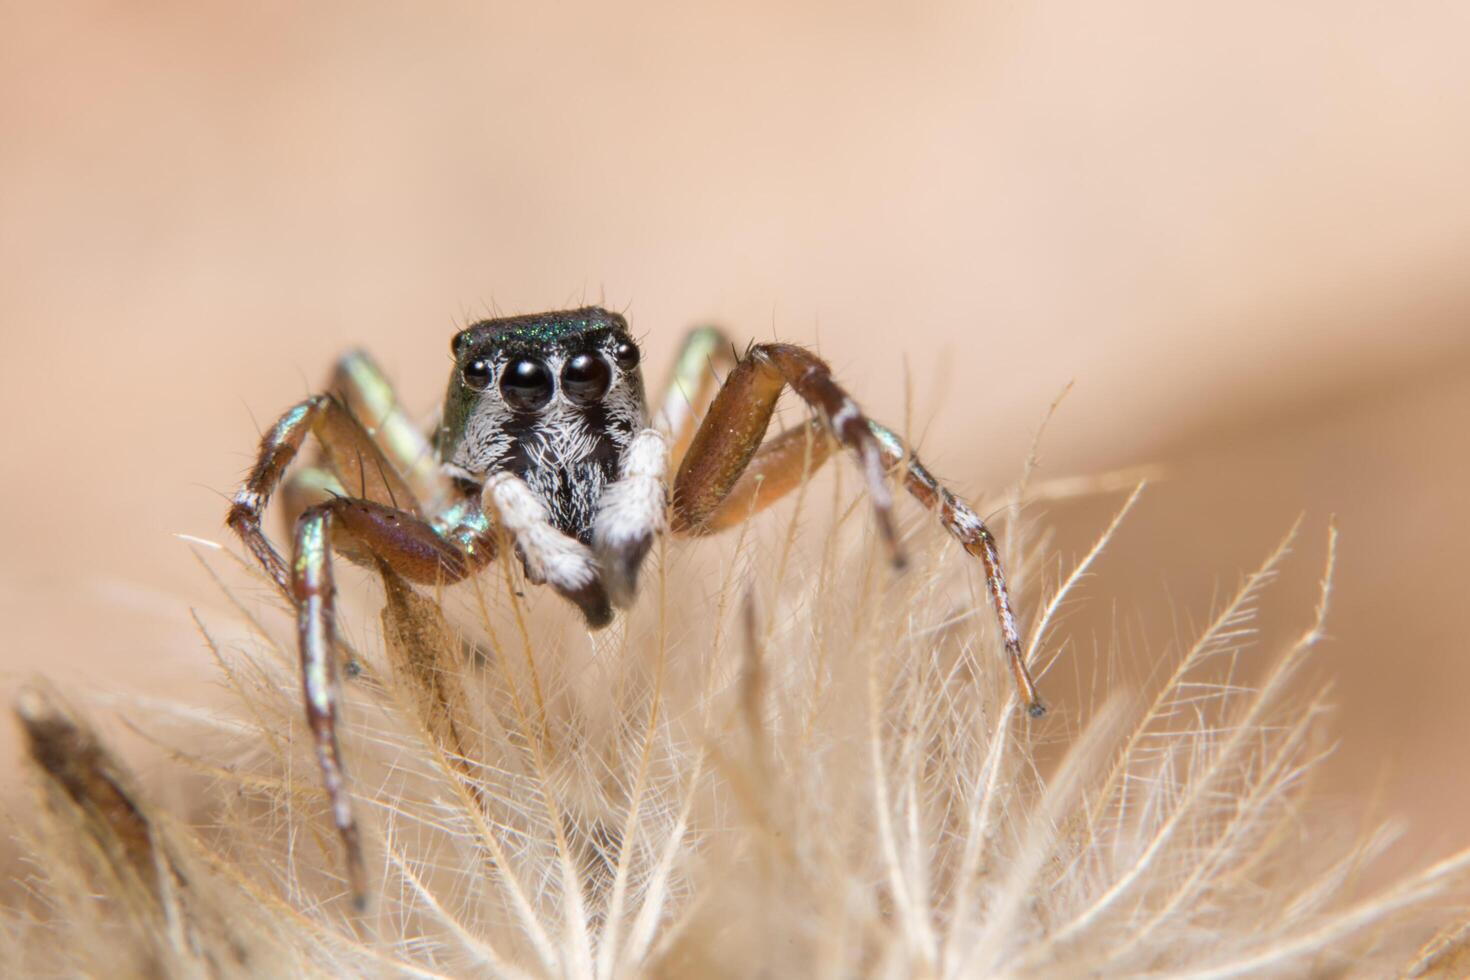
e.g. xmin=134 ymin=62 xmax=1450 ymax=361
xmin=3 ymin=1 xmax=1468 ymax=874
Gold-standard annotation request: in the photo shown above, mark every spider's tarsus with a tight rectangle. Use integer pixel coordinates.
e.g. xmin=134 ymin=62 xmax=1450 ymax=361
xmin=1006 ymin=645 xmax=1046 ymax=720
xmin=346 ymin=848 xmax=369 ymax=913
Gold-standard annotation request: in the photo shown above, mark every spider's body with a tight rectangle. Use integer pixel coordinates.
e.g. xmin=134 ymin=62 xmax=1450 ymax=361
xmin=227 ymin=307 xmax=1044 ymax=906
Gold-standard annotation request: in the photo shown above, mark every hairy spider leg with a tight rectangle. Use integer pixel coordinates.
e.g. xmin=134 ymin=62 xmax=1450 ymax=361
xmin=278 ymin=352 xmax=459 ymax=525
xmin=664 ymin=334 xmax=1045 ymax=716
xmin=656 ymin=329 xmax=840 ymax=529
xmin=676 ymin=418 xmax=836 ymax=532
xmin=292 ymin=496 xmax=487 ymax=907
xmin=266 ymin=362 xmax=454 ymax=659
xmin=228 ymin=393 xmax=412 ymax=593
xmin=670 ymin=342 xmax=904 ymax=564
xmin=231 ymin=366 xmax=496 ymax=909
xmin=868 ymin=422 xmax=1046 ymax=717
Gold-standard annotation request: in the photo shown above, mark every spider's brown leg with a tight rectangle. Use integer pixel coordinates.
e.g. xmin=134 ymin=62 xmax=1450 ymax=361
xmin=228 ymin=394 xmax=419 ymax=594
xmin=279 ymin=465 xmax=344 ymax=529
xmin=229 ymin=396 xmax=332 ymax=592
xmin=667 ymin=341 xmax=1045 ymax=716
xmin=675 ymin=418 xmax=836 ymax=533
xmin=671 ymin=342 xmax=904 ymax=565
xmin=271 ymin=354 xmax=457 ymax=580
xmin=654 ymin=325 xmax=739 ymax=471
xmin=869 ymin=421 xmax=1046 ymax=717
xmin=292 ymin=496 xmax=487 ymax=907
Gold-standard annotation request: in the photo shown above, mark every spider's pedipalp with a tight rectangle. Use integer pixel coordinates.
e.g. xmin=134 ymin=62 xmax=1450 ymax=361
xmin=592 ymin=427 xmax=669 ymax=608
xmin=482 ymin=471 xmax=613 ymax=627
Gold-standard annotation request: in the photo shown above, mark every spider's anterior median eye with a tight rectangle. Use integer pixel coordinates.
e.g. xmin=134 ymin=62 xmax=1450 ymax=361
xmin=462 ymin=358 xmax=493 ymax=390
xmin=612 ymin=339 xmax=640 ymax=371
xmin=500 ymin=358 xmax=554 ymax=411
xmin=562 ymin=353 xmax=611 ymax=404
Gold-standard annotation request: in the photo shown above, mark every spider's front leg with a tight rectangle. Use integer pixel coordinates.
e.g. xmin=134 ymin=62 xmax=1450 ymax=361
xmin=867 ymin=421 xmax=1046 ymax=716
xmin=229 ymin=366 xmax=489 ymax=907
xmin=670 ymin=342 xmax=901 ymax=558
xmin=668 ymin=338 xmax=1045 ymax=717
xmin=228 ymin=353 xmax=452 ymax=596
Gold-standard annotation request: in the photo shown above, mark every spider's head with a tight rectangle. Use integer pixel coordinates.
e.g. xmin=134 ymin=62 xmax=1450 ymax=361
xmin=436 ymin=307 xmax=646 ymax=478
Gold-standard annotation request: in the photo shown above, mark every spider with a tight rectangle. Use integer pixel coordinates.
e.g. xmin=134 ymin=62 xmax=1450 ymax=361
xmin=227 ymin=307 xmax=1044 ymax=903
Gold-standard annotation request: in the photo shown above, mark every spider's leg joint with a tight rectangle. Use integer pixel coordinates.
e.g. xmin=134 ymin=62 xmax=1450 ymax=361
xmin=231 ymin=488 xmax=263 ymax=513
xmin=829 ymin=397 xmax=862 ymax=434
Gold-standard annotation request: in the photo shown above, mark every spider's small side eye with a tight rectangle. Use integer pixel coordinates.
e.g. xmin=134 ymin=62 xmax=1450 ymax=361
xmin=462 ymin=358 xmax=493 ymax=390
xmin=562 ymin=353 xmax=611 ymax=404
xmin=500 ymin=358 xmax=554 ymax=411
xmin=612 ymin=339 xmax=640 ymax=370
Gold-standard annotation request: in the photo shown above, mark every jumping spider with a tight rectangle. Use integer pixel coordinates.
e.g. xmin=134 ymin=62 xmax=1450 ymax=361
xmin=227 ymin=307 xmax=1044 ymax=902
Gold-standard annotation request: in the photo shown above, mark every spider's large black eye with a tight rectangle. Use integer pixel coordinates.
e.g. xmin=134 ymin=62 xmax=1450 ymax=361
xmin=499 ymin=358 xmax=553 ymax=411
xmin=462 ymin=358 xmax=493 ymax=390
xmin=612 ymin=339 xmax=640 ymax=371
xmin=562 ymin=353 xmax=612 ymax=404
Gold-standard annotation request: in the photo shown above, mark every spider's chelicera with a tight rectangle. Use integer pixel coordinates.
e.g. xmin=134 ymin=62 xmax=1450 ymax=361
xmin=227 ymin=307 xmax=1044 ymax=904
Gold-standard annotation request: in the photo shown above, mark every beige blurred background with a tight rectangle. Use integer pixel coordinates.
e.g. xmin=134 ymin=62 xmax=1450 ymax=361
xmin=3 ymin=1 xmax=1468 ymax=877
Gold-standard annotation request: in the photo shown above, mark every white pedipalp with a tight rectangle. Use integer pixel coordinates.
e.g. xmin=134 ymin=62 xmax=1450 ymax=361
xmin=592 ymin=428 xmax=669 ymax=607
xmin=482 ymin=471 xmax=599 ymax=592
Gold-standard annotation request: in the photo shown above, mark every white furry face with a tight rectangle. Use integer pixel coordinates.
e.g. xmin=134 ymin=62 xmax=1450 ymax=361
xmin=436 ymin=308 xmax=649 ymax=543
